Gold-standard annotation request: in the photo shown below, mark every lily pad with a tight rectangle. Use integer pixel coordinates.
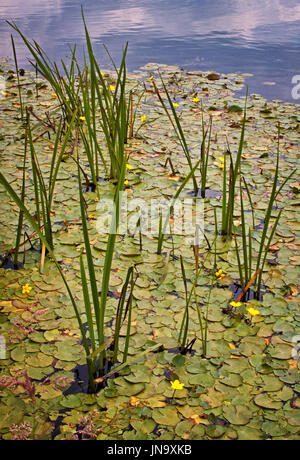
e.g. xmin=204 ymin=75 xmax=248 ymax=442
xmin=152 ymin=406 xmax=180 ymax=426
xmin=223 ymin=404 xmax=252 ymax=426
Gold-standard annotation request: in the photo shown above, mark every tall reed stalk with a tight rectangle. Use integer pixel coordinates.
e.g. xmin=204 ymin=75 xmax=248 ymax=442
xmin=178 ymin=235 xmax=217 ymax=356
xmin=12 ymin=118 xmax=28 ymax=267
xmin=9 ymin=20 xmax=81 ymax=123
xmin=77 ymin=154 xmax=136 ymax=380
xmin=221 ymin=93 xmax=248 ymax=238
xmin=82 ymin=11 xmax=130 ymax=182
xmin=200 ymin=107 xmax=212 ymax=198
xmin=9 ymin=14 xmax=135 ymax=189
xmin=157 ymin=159 xmax=201 ymax=254
xmin=234 ymin=128 xmax=296 ymax=299
xmin=11 ymin=34 xmax=24 ymax=121
xmin=152 ymin=77 xmax=199 ymax=196
xmin=27 ymin=110 xmax=76 ymax=260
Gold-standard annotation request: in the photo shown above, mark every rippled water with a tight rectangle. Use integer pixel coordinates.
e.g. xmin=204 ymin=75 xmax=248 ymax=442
xmin=0 ymin=0 xmax=300 ymax=101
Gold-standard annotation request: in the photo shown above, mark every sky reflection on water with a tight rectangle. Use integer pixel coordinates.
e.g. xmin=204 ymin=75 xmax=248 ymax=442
xmin=0 ymin=0 xmax=299 ymax=101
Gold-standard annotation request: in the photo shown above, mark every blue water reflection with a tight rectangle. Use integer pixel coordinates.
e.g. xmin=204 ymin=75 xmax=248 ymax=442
xmin=0 ymin=0 xmax=299 ymax=101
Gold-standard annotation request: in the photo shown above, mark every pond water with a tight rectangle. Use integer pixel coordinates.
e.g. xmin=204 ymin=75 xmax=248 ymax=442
xmin=0 ymin=0 xmax=300 ymax=102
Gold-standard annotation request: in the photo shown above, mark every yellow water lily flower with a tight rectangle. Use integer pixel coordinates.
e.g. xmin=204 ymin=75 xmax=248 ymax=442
xmin=109 ymin=85 xmax=115 ymax=92
xmin=172 ymin=102 xmax=179 ymax=107
xmin=22 ymin=284 xmax=32 ymax=295
xmin=218 ymin=157 xmax=225 ymax=162
xmin=193 ymin=97 xmax=199 ymax=102
xmin=218 ymin=162 xmax=224 ymax=169
xmin=149 ymin=75 xmax=154 ymax=81
xmin=52 ymin=93 xmax=58 ymax=99
xmin=215 ymin=269 xmax=225 ymax=279
xmin=230 ymin=301 xmax=242 ymax=308
xmin=247 ymin=307 xmax=261 ymax=317
xmin=79 ymin=116 xmax=86 ymax=122
xmin=171 ymin=380 xmax=184 ymax=390
xmin=141 ymin=114 xmax=146 ymax=122
xmin=126 ymin=164 xmax=133 ymax=169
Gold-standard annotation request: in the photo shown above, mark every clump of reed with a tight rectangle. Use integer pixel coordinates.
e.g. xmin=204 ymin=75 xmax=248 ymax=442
xmin=1 ymin=109 xmax=76 ymax=271
xmin=0 ymin=152 xmax=138 ymax=392
xmin=152 ymin=76 xmax=212 ymax=198
xmin=221 ymin=94 xmax=247 ymax=239
xmin=233 ymin=127 xmax=296 ymax=299
xmin=9 ymin=12 xmax=141 ymax=191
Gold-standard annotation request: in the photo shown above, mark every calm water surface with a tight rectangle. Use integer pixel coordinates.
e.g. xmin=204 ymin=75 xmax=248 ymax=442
xmin=0 ymin=0 xmax=300 ymax=101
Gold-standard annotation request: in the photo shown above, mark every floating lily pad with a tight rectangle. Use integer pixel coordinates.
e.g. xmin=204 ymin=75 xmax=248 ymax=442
xmin=254 ymin=393 xmax=283 ymax=410
xmin=223 ymin=404 xmax=252 ymax=426
xmin=152 ymin=406 xmax=180 ymax=426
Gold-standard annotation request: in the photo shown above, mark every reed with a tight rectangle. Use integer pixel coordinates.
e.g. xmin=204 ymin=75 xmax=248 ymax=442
xmin=9 ymin=14 xmax=139 ymax=189
xmin=76 ymin=65 xmax=107 ymax=190
xmin=0 ymin=151 xmax=136 ymax=391
xmin=192 ymin=273 xmax=214 ymax=357
xmin=254 ymin=130 xmax=296 ymax=298
xmin=152 ymin=76 xmax=199 ymax=196
xmin=26 ymin=109 xmax=76 ymax=264
xmin=9 ymin=20 xmax=81 ymax=123
xmin=157 ymin=158 xmax=201 ymax=254
xmin=178 ymin=235 xmax=217 ymax=356
xmin=234 ymin=128 xmax=296 ymax=299
xmin=77 ymin=155 xmax=136 ymax=381
xmin=82 ymin=10 xmax=130 ymax=182
xmin=13 ymin=119 xmax=28 ymax=267
xmin=6 ymin=109 xmax=76 ymax=270
xmin=221 ymin=93 xmax=248 ymax=238
xmin=200 ymin=107 xmax=212 ymax=198
xmin=178 ymin=255 xmax=190 ymax=353
xmin=11 ymin=34 xmax=24 ymax=121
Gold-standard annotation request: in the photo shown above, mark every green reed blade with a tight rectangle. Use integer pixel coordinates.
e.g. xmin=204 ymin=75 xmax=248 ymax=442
xmin=122 ymin=269 xmax=135 ymax=363
xmin=242 ymin=176 xmax=255 ymax=229
xmin=11 ymin=34 xmax=24 ymax=121
xmin=152 ymin=77 xmax=198 ymax=196
xmin=240 ymin=180 xmax=249 ymax=286
xmin=256 ymin=209 xmax=282 ymax=297
xmin=0 ymin=171 xmax=90 ymax=358
xmin=221 ymin=151 xmax=227 ymax=234
xmin=78 ymin=164 xmax=101 ymax=345
xmin=113 ymin=266 xmax=134 ymax=364
xmin=234 ymin=233 xmax=245 ymax=291
xmin=224 ymin=93 xmax=247 ymax=237
xmin=157 ymin=158 xmax=201 ymax=254
xmin=248 ymin=227 xmax=252 ymax=282
xmin=179 ymin=256 xmax=190 ymax=352
xmin=98 ymin=157 xmax=127 ymax=368
xmin=14 ymin=122 xmax=28 ymax=266
xmin=48 ymin=109 xmax=77 ymax=205
xmin=255 ymin=130 xmax=280 ymax=278
xmin=80 ymin=254 xmax=96 ymax=353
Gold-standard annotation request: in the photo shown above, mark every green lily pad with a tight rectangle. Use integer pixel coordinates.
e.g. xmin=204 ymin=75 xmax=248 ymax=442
xmin=152 ymin=406 xmax=180 ymax=427
xmin=26 ymin=352 xmax=53 ymax=368
xmin=60 ymin=394 xmax=82 ymax=409
xmin=223 ymin=404 xmax=252 ymax=425
xmin=189 ymin=373 xmax=214 ymax=387
xmin=254 ymin=393 xmax=283 ymax=410
xmin=206 ymin=424 xmax=226 ymax=438
xmin=10 ymin=346 xmax=26 ymax=362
